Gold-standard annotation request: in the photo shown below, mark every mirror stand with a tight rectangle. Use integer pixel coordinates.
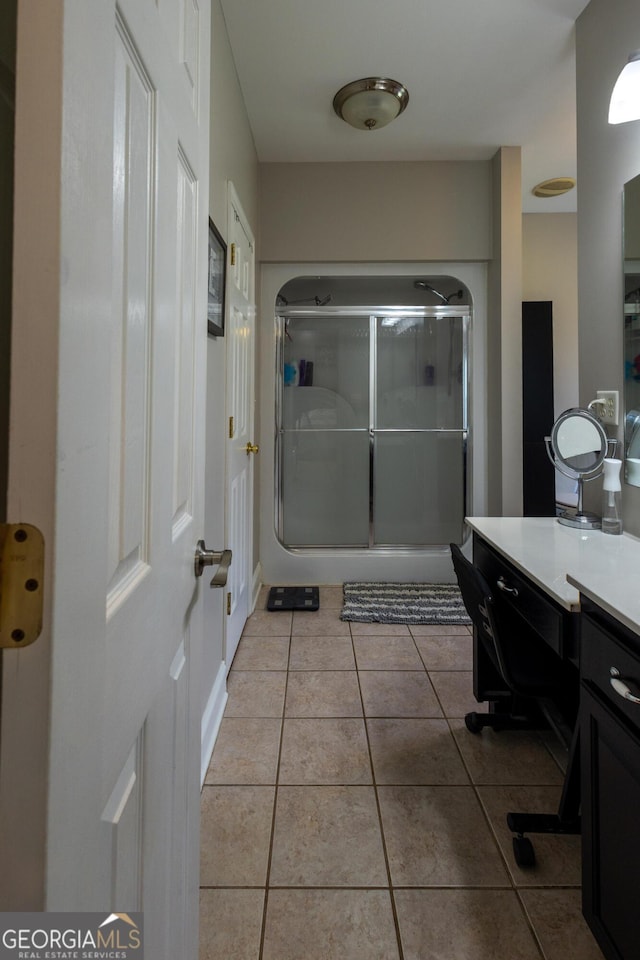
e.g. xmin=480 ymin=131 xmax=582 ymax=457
xmin=545 ymin=407 xmax=615 ymax=530
xmin=544 ymin=457 xmax=601 ymax=529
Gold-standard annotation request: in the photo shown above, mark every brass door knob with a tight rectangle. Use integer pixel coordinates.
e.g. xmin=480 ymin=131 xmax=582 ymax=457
xmin=246 ymin=442 xmax=259 ymax=455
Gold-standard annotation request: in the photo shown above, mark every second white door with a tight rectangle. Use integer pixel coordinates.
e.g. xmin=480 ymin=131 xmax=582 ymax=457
xmin=225 ymin=184 xmax=256 ymax=667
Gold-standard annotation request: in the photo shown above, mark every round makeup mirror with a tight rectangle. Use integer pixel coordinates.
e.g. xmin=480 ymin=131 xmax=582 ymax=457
xmin=545 ymin=407 xmax=611 ymax=529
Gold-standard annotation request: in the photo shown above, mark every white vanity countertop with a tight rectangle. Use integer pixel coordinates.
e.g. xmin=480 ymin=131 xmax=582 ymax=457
xmin=466 ymin=516 xmax=640 ymax=635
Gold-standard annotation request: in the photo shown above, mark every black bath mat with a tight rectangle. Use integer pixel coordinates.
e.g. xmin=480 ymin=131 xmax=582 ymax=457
xmin=267 ymin=586 xmax=320 ymax=611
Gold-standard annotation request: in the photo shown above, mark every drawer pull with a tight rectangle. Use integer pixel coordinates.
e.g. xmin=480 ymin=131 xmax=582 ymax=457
xmin=496 ymin=576 xmax=519 ymax=598
xmin=610 ymin=667 xmax=640 ymax=705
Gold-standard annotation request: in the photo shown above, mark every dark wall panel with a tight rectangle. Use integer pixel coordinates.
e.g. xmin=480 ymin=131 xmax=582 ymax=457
xmin=522 ymin=301 xmax=556 ymax=516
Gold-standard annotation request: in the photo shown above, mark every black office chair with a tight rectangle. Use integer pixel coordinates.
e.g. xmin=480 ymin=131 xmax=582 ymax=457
xmin=450 ymin=543 xmax=580 ymax=867
xmin=450 ymin=542 xmax=566 ymax=735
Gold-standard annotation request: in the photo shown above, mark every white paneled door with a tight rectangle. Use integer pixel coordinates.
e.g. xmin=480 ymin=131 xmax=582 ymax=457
xmin=225 ymin=186 xmax=256 ymax=667
xmin=0 ymin=2 xmax=210 ymax=958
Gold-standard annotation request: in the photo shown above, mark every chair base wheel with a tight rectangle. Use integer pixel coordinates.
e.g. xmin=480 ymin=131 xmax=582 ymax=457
xmin=464 ymin=712 xmax=485 ymax=734
xmin=512 ymin=835 xmax=536 ymax=868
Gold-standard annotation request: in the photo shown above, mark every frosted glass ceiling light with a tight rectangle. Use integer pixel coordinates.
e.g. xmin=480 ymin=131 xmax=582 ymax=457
xmin=333 ymin=78 xmax=409 ymax=130
xmin=608 ymin=51 xmax=640 ymax=124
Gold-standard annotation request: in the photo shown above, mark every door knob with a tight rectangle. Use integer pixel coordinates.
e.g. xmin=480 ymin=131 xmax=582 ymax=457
xmin=194 ymin=540 xmax=232 ymax=587
xmin=246 ymin=442 xmax=259 ymax=455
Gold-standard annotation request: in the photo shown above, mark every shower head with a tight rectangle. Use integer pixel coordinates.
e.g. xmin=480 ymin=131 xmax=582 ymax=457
xmin=413 ymin=280 xmax=449 ymax=304
xmin=414 ymin=280 xmax=463 ymax=305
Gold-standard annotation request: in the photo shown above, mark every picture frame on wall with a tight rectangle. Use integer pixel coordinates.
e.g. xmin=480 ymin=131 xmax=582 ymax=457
xmin=207 ymin=217 xmax=227 ymax=337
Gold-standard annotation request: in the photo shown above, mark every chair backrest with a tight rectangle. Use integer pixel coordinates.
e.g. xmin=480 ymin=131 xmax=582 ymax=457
xmin=450 ymin=543 xmax=510 ymax=683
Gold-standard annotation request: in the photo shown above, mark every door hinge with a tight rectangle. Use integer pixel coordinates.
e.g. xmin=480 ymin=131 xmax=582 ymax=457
xmin=0 ymin=523 xmax=45 ymax=648
xmin=230 ymin=242 xmax=236 ymax=266
xmin=226 ymin=592 xmax=232 ymax=616
xmin=229 ymin=415 xmax=234 ymax=439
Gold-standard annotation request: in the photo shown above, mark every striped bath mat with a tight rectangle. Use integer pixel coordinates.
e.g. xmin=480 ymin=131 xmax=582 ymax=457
xmin=341 ymin=582 xmax=471 ymax=625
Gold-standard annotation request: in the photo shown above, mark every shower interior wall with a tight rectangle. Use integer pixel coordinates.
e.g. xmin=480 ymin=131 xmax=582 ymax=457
xmin=259 ymin=262 xmax=488 ymax=585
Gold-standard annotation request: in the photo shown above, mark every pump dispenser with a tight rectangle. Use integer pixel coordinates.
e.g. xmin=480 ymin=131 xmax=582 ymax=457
xmin=601 ymin=458 xmax=623 ymax=535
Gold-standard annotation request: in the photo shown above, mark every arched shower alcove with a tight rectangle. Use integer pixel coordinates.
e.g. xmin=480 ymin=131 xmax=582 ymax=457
xmin=258 ymin=264 xmax=489 ymax=585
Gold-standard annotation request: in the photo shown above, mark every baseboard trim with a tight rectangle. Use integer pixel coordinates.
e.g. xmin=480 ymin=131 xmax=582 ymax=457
xmin=252 ymin=561 xmax=263 ymax=614
xmin=200 ymin=661 xmax=228 ymax=787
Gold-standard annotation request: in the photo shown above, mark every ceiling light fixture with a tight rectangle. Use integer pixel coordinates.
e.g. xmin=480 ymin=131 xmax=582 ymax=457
xmin=532 ymin=177 xmax=576 ymax=198
xmin=333 ymin=77 xmax=409 ymax=131
xmin=608 ymin=50 xmax=640 ymax=124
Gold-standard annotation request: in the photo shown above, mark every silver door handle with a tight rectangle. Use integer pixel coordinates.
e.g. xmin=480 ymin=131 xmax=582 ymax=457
xmin=194 ymin=541 xmax=232 ymax=587
xmin=610 ymin=667 xmax=640 ymax=705
xmin=496 ymin=576 xmax=519 ymax=597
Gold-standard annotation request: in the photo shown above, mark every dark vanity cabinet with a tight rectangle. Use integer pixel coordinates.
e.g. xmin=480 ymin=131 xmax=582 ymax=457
xmin=580 ymin=600 xmax=640 ymax=960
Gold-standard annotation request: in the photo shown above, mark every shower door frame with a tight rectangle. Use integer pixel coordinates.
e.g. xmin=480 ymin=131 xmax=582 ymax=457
xmin=275 ymin=305 xmax=471 ymax=550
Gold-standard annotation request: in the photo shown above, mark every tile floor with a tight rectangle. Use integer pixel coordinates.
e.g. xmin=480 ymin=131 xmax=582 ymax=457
xmin=200 ymin=586 xmax=605 ymax=960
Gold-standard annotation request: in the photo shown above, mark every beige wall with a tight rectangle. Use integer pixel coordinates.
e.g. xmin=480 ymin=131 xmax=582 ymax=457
xmin=576 ymin=0 xmax=640 ymax=532
xmin=258 ymin=155 xmax=533 ymax=520
xmin=258 ymin=153 xmax=534 ymax=524
xmin=203 ymin=0 xmax=258 ymax=707
xmin=209 ymin=0 xmax=258 ymax=237
xmin=259 ymin=160 xmax=492 ymax=263
xmin=487 ymin=147 xmax=523 ymax=517
xmin=523 ymin=213 xmax=579 ymax=418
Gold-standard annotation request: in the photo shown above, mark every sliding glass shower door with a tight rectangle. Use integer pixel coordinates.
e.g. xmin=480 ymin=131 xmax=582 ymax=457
xmin=277 ymin=307 xmax=468 ymax=549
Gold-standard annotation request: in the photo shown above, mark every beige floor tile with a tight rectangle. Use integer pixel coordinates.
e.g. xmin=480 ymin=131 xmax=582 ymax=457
xmin=353 ymin=635 xmax=424 ymax=670
xmin=520 ymin=889 xmax=606 ymax=960
xmin=378 ymin=785 xmax=509 ymax=886
xmin=289 ymin=635 xmax=356 ymax=670
xmin=225 ymin=671 xmax=287 ymax=718
xmin=262 ymin=889 xmax=400 ymax=960
xmin=395 ymin=889 xmax=541 ymax=960
xmin=205 ymin=717 xmax=281 ymax=784
xmin=243 ymin=609 xmax=292 ymax=636
xmin=318 ymin=585 xmax=345 ymax=608
xmin=414 ymin=633 xmax=473 ymax=670
xmin=449 ymin=719 xmax=565 ymax=785
xmin=270 ymin=785 xmax=387 ymax=886
xmin=199 ymin=889 xmax=264 ymax=960
xmin=284 ymin=670 xmax=362 ymax=717
xmin=349 ymin=621 xmax=412 ymax=636
xmin=409 ymin=623 xmax=471 ymax=636
xmin=231 ymin=636 xmax=290 ymax=671
xmin=367 ymin=718 xmax=469 ymax=785
xmin=200 ymin=785 xmax=274 ymax=886
xmin=292 ymin=609 xmax=351 ymax=636
xmin=279 ymin=717 xmax=372 ymax=784
xmin=359 ymin=671 xmax=443 ymax=717
xmin=429 ymin=670 xmax=488 ymax=718
xmin=477 ymin=784 xmax=582 ymax=886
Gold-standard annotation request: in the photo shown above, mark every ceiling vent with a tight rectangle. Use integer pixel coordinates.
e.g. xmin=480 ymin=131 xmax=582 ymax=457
xmin=532 ymin=177 xmax=576 ymax=198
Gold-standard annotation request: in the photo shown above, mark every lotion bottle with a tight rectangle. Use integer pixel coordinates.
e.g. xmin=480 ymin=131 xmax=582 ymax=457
xmin=601 ymin=458 xmax=623 ymax=535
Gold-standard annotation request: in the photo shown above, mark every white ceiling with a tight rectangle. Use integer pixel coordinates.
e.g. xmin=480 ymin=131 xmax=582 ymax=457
xmin=219 ymin=0 xmax=592 ymax=213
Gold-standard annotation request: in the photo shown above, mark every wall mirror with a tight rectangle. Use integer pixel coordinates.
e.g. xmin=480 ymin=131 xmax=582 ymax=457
xmin=545 ymin=407 xmax=610 ymax=528
xmin=623 ymin=173 xmax=640 ymax=485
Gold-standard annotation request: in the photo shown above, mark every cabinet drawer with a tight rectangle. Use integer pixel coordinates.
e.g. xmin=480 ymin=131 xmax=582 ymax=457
xmin=581 ymin=610 xmax=640 ymax=736
xmin=473 ymin=535 xmax=564 ymax=656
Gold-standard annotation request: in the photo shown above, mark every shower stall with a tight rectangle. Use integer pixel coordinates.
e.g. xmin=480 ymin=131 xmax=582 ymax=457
xmin=275 ymin=304 xmax=470 ymax=551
